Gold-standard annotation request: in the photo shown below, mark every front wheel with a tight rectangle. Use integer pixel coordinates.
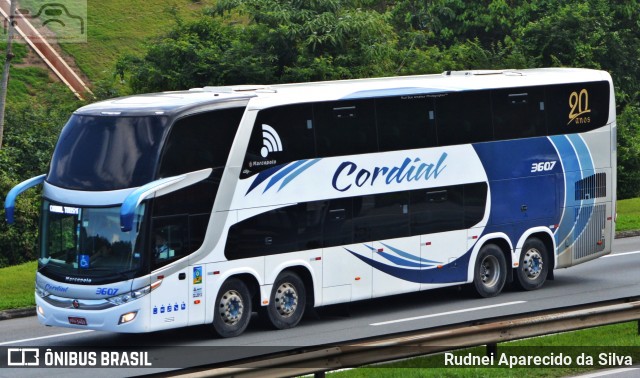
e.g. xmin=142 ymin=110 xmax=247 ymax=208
xmin=262 ymin=271 xmax=306 ymax=330
xmin=471 ymin=244 xmax=507 ymax=298
xmin=212 ymin=278 xmax=252 ymax=338
xmin=515 ymin=237 xmax=549 ymax=291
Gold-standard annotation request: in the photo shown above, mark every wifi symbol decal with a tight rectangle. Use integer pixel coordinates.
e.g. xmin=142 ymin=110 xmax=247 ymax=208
xmin=261 ymin=124 xmax=282 ymax=158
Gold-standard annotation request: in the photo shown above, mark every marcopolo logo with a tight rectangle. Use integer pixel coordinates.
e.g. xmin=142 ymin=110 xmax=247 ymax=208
xmin=65 ymin=276 xmax=92 ymax=283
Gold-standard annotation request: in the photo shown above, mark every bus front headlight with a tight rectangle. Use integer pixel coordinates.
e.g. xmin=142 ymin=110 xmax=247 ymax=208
xmin=107 ymin=284 xmax=152 ymax=306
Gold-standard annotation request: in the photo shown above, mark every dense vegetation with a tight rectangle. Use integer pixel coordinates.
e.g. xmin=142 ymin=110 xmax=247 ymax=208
xmin=1 ymin=0 xmax=640 ymax=267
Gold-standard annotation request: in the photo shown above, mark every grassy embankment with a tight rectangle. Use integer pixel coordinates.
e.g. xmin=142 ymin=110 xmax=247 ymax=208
xmin=59 ymin=1 xmax=215 ymax=85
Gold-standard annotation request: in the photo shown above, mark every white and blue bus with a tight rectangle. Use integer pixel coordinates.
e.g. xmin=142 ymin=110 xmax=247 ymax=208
xmin=5 ymin=68 xmax=616 ymax=337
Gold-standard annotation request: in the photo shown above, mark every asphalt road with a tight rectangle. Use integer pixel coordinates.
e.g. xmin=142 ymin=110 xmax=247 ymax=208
xmin=1 ymin=236 xmax=639 ymax=377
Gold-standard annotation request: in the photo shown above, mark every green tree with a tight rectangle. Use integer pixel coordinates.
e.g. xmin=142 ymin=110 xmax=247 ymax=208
xmin=0 ymin=89 xmax=78 ymax=267
xmin=120 ymin=0 xmax=400 ymax=92
xmin=617 ymin=105 xmax=640 ymax=199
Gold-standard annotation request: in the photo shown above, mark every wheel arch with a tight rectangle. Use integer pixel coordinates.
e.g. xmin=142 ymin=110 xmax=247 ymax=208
xmin=206 ymin=268 xmax=262 ymax=325
xmin=271 ymin=265 xmax=315 ymax=312
xmin=467 ymin=232 xmax=513 ymax=284
xmin=227 ymin=272 xmax=262 ymax=312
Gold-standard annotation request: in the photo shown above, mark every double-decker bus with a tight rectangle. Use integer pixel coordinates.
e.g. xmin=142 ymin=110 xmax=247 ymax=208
xmin=5 ymin=68 xmax=615 ymax=337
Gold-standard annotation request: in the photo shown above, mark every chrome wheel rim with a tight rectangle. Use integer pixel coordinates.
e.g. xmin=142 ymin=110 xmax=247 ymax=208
xmin=523 ymin=248 xmax=543 ymax=280
xmin=480 ymin=255 xmax=501 ymax=288
xmin=274 ymin=282 xmax=298 ymax=318
xmin=219 ymin=290 xmax=244 ymax=326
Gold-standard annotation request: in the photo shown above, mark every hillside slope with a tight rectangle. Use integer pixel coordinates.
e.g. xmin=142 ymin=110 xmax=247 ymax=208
xmin=59 ymin=0 xmax=215 ymax=86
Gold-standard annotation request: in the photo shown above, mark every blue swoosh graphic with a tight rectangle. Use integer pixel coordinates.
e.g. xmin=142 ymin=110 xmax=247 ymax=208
xmin=278 ymin=159 xmax=321 ymax=192
xmin=263 ymin=160 xmax=308 ymax=193
xmin=245 ymin=164 xmax=288 ymax=195
xmin=345 ymin=247 xmax=470 ymax=284
xmin=380 ymin=242 xmax=442 ymax=264
xmin=246 ymin=159 xmax=322 ymax=195
xmin=377 ymin=251 xmax=430 ymax=268
xmin=549 ymin=135 xmax=582 ymax=247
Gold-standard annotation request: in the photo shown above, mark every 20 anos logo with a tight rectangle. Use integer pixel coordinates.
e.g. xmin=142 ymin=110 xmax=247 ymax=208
xmin=568 ymin=88 xmax=591 ymax=125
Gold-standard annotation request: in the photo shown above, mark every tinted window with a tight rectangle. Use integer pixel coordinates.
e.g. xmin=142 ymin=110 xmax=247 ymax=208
xmin=241 ymin=104 xmax=315 ymax=178
xmin=149 ymin=183 xmax=217 ymax=269
xmin=151 ymin=215 xmax=188 ymax=270
xmin=49 ymin=115 xmax=167 ymax=190
xmin=410 ymin=186 xmax=464 ymax=235
xmin=353 ymin=192 xmax=410 ymax=242
xmin=224 ymin=183 xmax=488 ymax=259
xmin=464 ymin=182 xmax=488 ymax=227
xmin=376 ymin=96 xmax=437 ymax=151
xmin=492 ymin=87 xmax=546 ymax=140
xmin=315 ymin=100 xmax=377 ymax=157
xmin=159 ymin=107 xmax=244 ymax=178
xmin=227 ymin=207 xmax=299 ymax=259
xmin=225 ymin=203 xmax=325 ymax=259
xmin=436 ymin=91 xmax=493 ymax=145
xmin=323 ymin=198 xmax=354 ymax=248
xmin=546 ymin=81 xmax=610 ymax=135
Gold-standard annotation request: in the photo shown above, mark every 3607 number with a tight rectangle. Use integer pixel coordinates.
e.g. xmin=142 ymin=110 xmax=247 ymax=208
xmin=531 ymin=161 xmax=557 ymax=172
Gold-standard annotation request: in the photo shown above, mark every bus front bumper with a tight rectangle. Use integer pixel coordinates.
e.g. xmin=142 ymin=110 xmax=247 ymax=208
xmin=35 ymin=294 xmax=151 ymax=333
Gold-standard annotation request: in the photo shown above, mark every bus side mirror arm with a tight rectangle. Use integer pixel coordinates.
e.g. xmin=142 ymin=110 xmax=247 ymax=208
xmin=5 ymin=174 xmax=47 ymax=224
xmin=120 ymin=168 xmax=212 ymax=232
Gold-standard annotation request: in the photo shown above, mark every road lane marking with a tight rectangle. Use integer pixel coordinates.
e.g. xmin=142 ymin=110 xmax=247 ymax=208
xmin=603 ymin=250 xmax=640 ymax=258
xmin=0 ymin=330 xmax=94 ymax=346
xmin=370 ymin=301 xmax=526 ymax=326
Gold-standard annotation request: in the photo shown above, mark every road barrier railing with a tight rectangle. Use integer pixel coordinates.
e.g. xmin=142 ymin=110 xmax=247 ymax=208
xmin=161 ymin=296 xmax=640 ymax=378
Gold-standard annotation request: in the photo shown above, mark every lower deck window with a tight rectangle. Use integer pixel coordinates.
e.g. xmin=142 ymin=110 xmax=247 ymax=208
xmin=224 ymin=182 xmax=487 ymax=260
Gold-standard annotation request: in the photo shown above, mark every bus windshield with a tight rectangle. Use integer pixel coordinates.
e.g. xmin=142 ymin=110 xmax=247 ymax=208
xmin=48 ymin=115 xmax=168 ymax=191
xmin=39 ymin=200 xmax=146 ymax=281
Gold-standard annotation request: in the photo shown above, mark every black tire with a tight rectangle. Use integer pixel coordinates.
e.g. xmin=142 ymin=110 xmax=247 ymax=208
xmin=212 ymin=278 xmax=252 ymax=338
xmin=472 ymin=244 xmax=507 ymax=298
xmin=515 ymin=237 xmax=549 ymax=291
xmin=262 ymin=271 xmax=306 ymax=330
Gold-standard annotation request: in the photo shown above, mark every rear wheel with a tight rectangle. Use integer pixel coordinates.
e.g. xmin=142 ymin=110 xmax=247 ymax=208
xmin=262 ymin=271 xmax=306 ymax=330
xmin=472 ymin=244 xmax=507 ymax=298
xmin=212 ymin=278 xmax=252 ymax=338
xmin=515 ymin=237 xmax=548 ymax=291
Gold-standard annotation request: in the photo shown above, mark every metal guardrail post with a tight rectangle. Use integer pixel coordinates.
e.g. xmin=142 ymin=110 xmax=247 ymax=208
xmin=486 ymin=343 xmax=497 ymax=357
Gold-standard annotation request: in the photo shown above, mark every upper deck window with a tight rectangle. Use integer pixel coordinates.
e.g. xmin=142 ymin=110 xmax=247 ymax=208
xmin=48 ymin=115 xmax=168 ymax=191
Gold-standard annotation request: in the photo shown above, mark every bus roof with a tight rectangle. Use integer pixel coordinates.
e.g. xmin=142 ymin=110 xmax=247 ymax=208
xmin=76 ymin=68 xmax=611 ymax=116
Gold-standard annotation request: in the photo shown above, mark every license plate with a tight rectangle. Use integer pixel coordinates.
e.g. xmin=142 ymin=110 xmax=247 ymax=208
xmin=68 ymin=317 xmax=87 ymax=325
